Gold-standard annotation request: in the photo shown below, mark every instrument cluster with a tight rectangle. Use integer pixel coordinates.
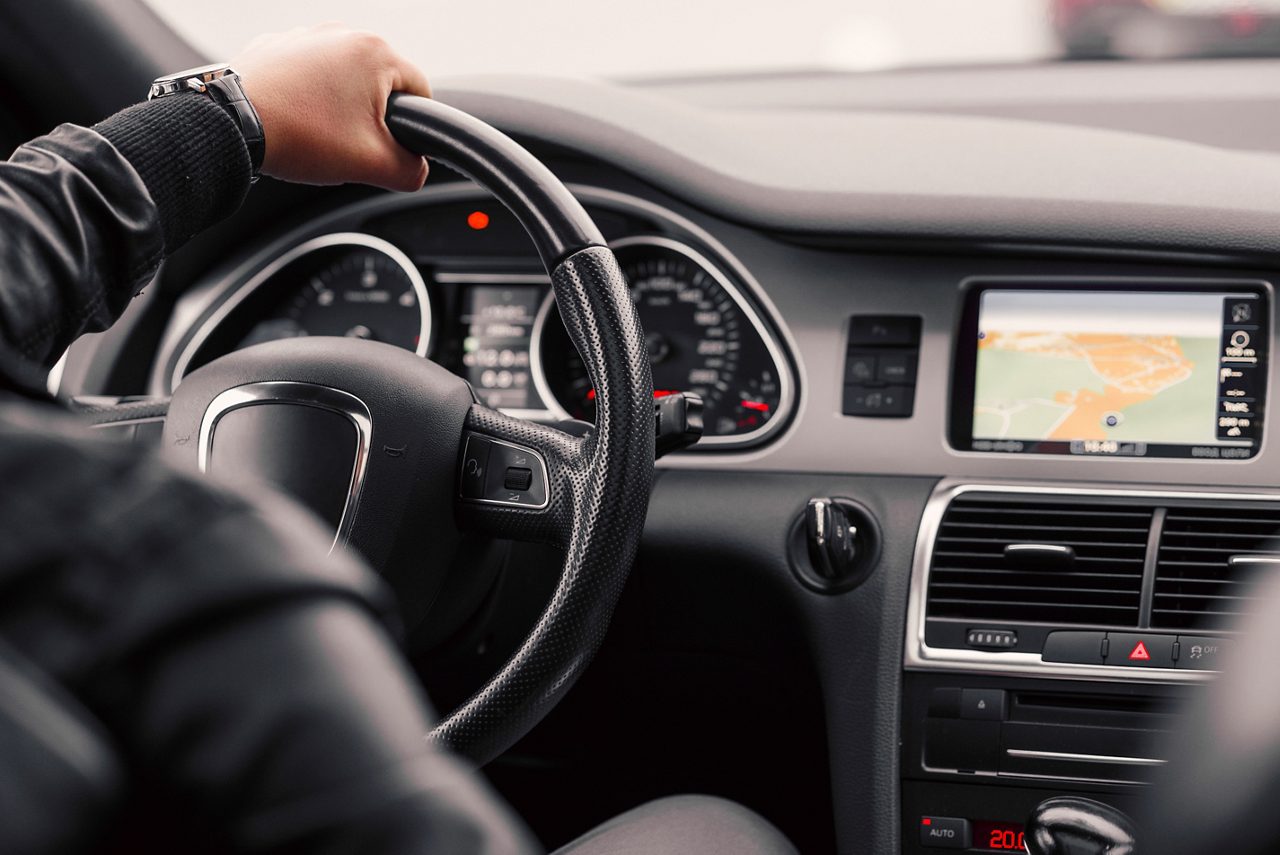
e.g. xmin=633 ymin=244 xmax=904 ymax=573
xmin=157 ymin=189 xmax=795 ymax=450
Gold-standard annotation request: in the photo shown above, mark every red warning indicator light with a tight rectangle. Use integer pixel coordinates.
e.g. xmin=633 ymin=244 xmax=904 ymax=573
xmin=467 ymin=210 xmax=490 ymax=231
xmin=1128 ymin=641 xmax=1150 ymax=661
xmin=922 ymin=818 xmax=932 ymax=826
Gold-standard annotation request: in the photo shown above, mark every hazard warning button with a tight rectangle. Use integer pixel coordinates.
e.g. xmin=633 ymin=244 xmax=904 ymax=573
xmin=1106 ymin=633 xmax=1176 ymax=668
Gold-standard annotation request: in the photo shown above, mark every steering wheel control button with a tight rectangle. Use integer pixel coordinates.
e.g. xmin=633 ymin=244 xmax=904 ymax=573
xmin=1042 ymin=631 xmax=1106 ymax=664
xmin=459 ymin=435 xmax=492 ymax=499
xmin=919 ymin=816 xmax=971 ymax=849
xmin=1106 ymin=633 xmax=1176 ymax=668
xmin=960 ymin=689 xmax=1006 ymax=721
xmin=1175 ymin=636 xmax=1234 ymax=670
xmin=458 ymin=433 xmax=549 ymax=509
xmin=503 ymin=467 xmax=534 ymax=491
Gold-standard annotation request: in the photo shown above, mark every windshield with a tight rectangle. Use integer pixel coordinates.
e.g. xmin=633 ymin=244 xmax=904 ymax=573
xmin=145 ymin=0 xmax=1280 ymax=79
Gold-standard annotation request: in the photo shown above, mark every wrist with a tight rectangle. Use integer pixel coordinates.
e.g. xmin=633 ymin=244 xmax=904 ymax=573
xmin=149 ymin=64 xmax=265 ymax=180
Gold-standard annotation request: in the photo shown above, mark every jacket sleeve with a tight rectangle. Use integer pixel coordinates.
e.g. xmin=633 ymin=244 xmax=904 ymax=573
xmin=0 ymin=405 xmax=537 ymax=855
xmin=0 ymin=95 xmax=250 ymax=369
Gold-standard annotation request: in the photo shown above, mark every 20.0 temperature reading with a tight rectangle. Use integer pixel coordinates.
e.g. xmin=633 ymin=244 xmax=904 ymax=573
xmin=973 ymin=820 xmax=1027 ymax=852
xmin=989 ymin=828 xmax=1024 ymax=850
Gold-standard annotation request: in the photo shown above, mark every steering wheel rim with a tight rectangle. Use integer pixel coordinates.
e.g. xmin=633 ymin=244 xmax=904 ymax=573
xmin=157 ymin=95 xmax=654 ymax=768
xmin=380 ymin=94 xmax=655 ymax=764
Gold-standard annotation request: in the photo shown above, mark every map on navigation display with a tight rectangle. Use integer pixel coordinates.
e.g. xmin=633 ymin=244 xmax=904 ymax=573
xmin=972 ymin=291 xmax=1226 ymax=446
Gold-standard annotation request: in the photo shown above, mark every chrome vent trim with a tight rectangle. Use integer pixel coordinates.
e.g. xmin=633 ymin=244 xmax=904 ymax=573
xmin=906 ymin=480 xmax=1280 ymax=684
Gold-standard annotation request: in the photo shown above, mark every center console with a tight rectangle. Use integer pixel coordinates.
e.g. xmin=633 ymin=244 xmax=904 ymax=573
xmin=899 ymin=271 xmax=1278 ymax=851
xmin=901 ymin=479 xmax=1280 ymax=852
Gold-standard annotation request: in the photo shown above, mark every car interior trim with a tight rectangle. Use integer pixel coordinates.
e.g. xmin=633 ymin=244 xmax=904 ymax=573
xmin=1004 ymin=749 xmax=1167 ymax=767
xmin=197 ymin=380 xmax=373 ymax=554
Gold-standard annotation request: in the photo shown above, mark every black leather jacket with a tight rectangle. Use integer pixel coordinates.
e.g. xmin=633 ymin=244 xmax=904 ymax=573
xmin=0 ymin=96 xmax=532 ymax=854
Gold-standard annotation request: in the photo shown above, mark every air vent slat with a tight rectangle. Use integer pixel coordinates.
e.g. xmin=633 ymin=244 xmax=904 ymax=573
xmin=948 ymin=506 xmax=1151 ymax=519
xmin=932 ymin=567 xmax=1142 ymax=581
xmin=930 ymin=599 xmax=1137 ymax=612
xmin=942 ymin=522 xmax=1151 ymax=535
xmin=1152 ymin=504 xmax=1280 ymax=630
xmin=927 ymin=496 xmax=1151 ymax=626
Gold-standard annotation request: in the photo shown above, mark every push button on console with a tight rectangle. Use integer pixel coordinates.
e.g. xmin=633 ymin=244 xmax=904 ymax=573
xmin=1042 ymin=631 xmax=1105 ymax=664
xmin=1176 ymin=636 xmax=1234 ymax=670
xmin=1106 ymin=633 xmax=1176 ymax=668
xmin=920 ymin=816 xmax=971 ymax=849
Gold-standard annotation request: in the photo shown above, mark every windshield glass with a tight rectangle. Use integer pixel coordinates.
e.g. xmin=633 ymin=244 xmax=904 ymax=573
xmin=145 ymin=0 xmax=1280 ymax=79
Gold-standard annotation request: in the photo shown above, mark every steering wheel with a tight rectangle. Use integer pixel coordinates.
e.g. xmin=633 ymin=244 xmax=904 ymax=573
xmin=160 ymin=95 xmax=655 ymax=766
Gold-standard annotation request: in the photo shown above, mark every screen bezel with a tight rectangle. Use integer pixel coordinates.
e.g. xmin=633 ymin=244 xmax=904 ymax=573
xmin=949 ymin=278 xmax=1271 ymax=460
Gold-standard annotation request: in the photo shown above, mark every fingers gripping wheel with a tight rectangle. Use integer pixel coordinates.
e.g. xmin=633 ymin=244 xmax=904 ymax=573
xmin=386 ymin=97 xmax=655 ymax=765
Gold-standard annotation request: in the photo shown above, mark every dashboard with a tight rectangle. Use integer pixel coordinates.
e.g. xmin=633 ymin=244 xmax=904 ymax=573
xmin=59 ymin=69 xmax=1280 ymax=855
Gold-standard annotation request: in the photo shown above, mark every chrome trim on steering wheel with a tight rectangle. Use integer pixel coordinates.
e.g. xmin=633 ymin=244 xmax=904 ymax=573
xmin=198 ymin=381 xmax=373 ymax=554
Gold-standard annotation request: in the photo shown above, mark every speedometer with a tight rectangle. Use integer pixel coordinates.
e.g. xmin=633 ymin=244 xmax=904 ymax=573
xmin=534 ymin=237 xmax=791 ymax=446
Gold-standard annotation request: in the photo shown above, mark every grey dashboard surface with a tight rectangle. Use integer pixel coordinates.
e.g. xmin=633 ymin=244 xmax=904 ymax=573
xmin=435 ymin=71 xmax=1280 ymax=257
xmin=635 ymin=59 xmax=1280 ymax=155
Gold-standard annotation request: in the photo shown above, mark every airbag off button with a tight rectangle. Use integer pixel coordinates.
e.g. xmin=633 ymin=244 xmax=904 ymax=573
xmin=920 ymin=816 xmax=971 ymax=849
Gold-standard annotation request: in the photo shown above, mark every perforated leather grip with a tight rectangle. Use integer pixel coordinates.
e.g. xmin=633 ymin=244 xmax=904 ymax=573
xmin=431 ymin=246 xmax=654 ymax=765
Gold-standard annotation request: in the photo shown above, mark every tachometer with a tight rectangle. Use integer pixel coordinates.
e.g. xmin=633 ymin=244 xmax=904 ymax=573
xmin=534 ymin=237 xmax=790 ymax=446
xmin=238 ymin=234 xmax=431 ymax=355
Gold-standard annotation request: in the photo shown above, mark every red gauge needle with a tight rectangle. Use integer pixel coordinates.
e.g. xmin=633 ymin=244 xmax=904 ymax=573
xmin=740 ymin=400 xmax=770 ymax=412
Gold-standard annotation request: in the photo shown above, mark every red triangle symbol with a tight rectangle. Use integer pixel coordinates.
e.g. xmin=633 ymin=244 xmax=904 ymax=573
xmin=1128 ymin=641 xmax=1150 ymax=661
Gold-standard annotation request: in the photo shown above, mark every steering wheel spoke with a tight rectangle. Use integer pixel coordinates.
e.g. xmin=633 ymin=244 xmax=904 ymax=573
xmin=455 ymin=403 xmax=586 ymax=545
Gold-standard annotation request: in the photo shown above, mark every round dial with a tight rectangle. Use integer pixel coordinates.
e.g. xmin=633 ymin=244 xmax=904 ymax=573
xmin=239 ymin=238 xmax=430 ymax=355
xmin=535 ymin=238 xmax=787 ymax=443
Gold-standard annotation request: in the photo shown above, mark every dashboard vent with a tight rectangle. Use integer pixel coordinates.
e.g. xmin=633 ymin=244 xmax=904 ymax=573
xmin=927 ymin=496 xmax=1152 ymax=626
xmin=1152 ymin=507 xmax=1280 ymax=630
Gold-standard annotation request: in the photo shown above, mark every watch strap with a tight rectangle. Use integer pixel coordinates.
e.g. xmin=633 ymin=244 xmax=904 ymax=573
xmin=204 ymin=74 xmax=265 ymax=179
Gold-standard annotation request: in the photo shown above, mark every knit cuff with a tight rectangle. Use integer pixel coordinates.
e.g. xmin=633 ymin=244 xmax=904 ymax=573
xmin=93 ymin=94 xmax=251 ymax=253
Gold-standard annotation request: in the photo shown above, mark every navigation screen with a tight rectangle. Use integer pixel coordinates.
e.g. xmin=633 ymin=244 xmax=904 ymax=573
xmin=956 ymin=287 xmax=1268 ymax=459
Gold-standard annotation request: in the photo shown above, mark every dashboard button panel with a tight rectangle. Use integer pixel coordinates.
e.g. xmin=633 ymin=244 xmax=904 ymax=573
xmin=843 ymin=315 xmax=921 ymax=419
xmin=1042 ymin=631 xmax=1107 ymax=664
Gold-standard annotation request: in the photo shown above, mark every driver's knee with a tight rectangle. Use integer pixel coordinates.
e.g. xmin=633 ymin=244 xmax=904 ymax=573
xmin=552 ymin=794 xmax=798 ymax=855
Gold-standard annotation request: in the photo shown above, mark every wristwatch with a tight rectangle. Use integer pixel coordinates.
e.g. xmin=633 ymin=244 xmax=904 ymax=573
xmin=148 ymin=63 xmax=265 ymax=181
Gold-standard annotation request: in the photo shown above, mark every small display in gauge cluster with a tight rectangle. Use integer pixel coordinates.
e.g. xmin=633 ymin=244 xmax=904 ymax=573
xmin=460 ymin=285 xmax=541 ymax=410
